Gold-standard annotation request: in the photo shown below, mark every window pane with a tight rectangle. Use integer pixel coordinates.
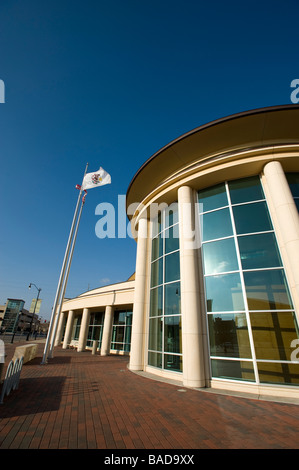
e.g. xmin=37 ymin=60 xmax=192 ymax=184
xmin=149 ymin=287 xmax=163 ymax=317
xmin=152 ymin=234 xmax=163 ymax=261
xmin=233 ymin=202 xmax=273 ymax=234
xmin=287 ymin=173 xmax=299 ymax=198
xmin=148 ymin=351 xmax=162 ymax=368
xmin=112 ymin=326 xmax=124 ymax=343
xmin=198 ymin=183 xmax=228 ymax=212
xmin=250 ymin=312 xmax=299 ymax=360
xmin=164 ymin=354 xmax=183 ymax=372
xmin=211 ymin=359 xmax=255 ymax=381
xmin=148 ymin=317 xmax=163 ymax=351
xmin=164 ymin=225 xmax=179 ymax=254
xmin=113 ymin=311 xmax=126 ymax=325
xmin=164 ymin=282 xmax=181 ymax=315
xmin=243 ymin=269 xmax=293 ymax=310
xmin=205 ymin=273 xmax=244 ymax=312
xmin=257 ymin=362 xmax=299 ymax=386
xmin=203 ymin=238 xmax=238 ymax=274
xmin=208 ymin=313 xmax=251 ymax=358
xmin=229 ymin=176 xmax=264 ymax=204
xmin=164 ymin=316 xmax=182 ymax=354
xmin=151 ymin=258 xmax=163 ymax=287
xmin=238 ymin=233 xmax=282 ymax=269
xmin=165 ymin=251 xmax=180 ymax=283
xmin=201 ymin=208 xmax=233 ymax=242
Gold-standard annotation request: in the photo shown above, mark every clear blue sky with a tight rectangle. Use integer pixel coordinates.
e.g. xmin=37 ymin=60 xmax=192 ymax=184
xmin=0 ymin=0 xmax=298 ymax=320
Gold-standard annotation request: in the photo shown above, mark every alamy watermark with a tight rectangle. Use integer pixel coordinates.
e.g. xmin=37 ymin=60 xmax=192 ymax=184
xmin=95 ymin=197 xmax=202 ymax=249
xmin=0 ymin=79 xmax=5 ymax=103
xmin=290 ymin=79 xmax=299 ymax=103
xmin=291 ymin=339 xmax=299 ymax=362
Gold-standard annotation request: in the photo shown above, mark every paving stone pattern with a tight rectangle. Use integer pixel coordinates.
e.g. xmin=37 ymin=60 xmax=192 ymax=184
xmin=0 ymin=341 xmax=299 ymax=449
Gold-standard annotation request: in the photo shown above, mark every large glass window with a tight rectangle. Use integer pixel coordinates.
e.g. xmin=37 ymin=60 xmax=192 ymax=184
xmin=87 ymin=312 xmax=104 ymax=349
xmin=199 ymin=175 xmax=299 ymax=386
xmin=111 ymin=310 xmax=132 ymax=352
xmin=148 ymin=204 xmax=182 ymax=372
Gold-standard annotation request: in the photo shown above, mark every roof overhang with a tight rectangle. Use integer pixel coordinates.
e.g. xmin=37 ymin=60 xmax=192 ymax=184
xmin=126 ymin=104 xmax=299 ymax=219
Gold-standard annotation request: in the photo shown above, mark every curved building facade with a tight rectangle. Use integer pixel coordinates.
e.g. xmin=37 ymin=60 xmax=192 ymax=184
xmin=57 ymin=278 xmax=134 ymax=356
xmin=126 ymin=105 xmax=299 ymax=399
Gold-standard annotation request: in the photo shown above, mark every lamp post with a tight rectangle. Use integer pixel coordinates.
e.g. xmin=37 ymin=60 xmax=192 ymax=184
xmin=27 ymin=283 xmax=41 ymax=341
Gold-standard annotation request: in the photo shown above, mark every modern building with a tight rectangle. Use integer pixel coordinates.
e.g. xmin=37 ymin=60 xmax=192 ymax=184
xmin=57 ymin=104 xmax=299 ymax=400
xmin=0 ymin=299 xmax=41 ymax=334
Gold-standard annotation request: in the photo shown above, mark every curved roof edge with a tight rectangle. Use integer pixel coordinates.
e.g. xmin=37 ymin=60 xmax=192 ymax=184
xmin=126 ymin=104 xmax=299 ymax=211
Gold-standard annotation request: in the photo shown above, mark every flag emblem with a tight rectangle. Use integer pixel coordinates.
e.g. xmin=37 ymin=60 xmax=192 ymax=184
xmin=81 ymin=167 xmax=111 ymax=191
xmin=91 ymin=173 xmax=103 ymax=185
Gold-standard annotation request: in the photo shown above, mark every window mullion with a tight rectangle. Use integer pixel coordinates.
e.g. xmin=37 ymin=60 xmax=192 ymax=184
xmin=225 ymin=181 xmax=260 ymax=384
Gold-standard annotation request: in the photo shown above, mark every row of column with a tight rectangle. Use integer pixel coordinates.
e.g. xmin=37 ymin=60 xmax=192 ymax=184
xmin=56 ymin=305 xmax=114 ymax=355
xmin=128 ymin=160 xmax=299 ymax=387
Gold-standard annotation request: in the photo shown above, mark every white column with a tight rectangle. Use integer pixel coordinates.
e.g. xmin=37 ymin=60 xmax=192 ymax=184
xmin=178 ymin=185 xmax=207 ymax=388
xmin=54 ymin=311 xmax=66 ymax=346
xmin=101 ymin=305 xmax=114 ymax=356
xmin=62 ymin=310 xmax=75 ymax=349
xmin=263 ymin=161 xmax=299 ymax=322
xmin=77 ymin=308 xmax=90 ymax=352
xmin=129 ymin=216 xmax=149 ymax=371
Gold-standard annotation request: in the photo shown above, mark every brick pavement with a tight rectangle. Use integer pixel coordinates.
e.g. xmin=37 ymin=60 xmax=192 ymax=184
xmin=0 ymin=340 xmax=299 ymax=450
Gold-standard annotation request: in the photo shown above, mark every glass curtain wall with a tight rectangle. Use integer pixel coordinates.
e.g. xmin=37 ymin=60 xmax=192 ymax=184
xmin=148 ymin=204 xmax=182 ymax=372
xmin=111 ymin=309 xmax=133 ymax=352
xmin=198 ymin=176 xmax=299 ymax=386
xmin=87 ymin=312 xmax=104 ymax=349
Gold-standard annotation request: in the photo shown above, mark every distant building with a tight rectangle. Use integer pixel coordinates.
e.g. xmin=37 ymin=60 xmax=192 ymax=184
xmin=0 ymin=299 xmax=40 ymax=334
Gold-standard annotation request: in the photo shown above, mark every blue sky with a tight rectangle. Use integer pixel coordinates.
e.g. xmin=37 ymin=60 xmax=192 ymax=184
xmin=0 ymin=0 xmax=298 ymax=320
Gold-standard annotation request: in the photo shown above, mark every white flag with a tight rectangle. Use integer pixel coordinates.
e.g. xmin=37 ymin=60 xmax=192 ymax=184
xmin=81 ymin=167 xmax=111 ymax=190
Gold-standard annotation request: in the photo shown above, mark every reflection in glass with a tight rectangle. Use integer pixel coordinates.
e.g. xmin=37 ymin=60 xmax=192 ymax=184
xmin=164 ymin=225 xmax=180 ymax=254
xmin=164 ymin=282 xmax=180 ymax=315
xmin=211 ymin=359 xmax=255 ymax=381
xmin=151 ymin=258 xmax=163 ymax=287
xmin=201 ymin=208 xmax=233 ymax=241
xmin=203 ymin=238 xmax=238 ymax=274
xmin=148 ymin=317 xmax=163 ymax=351
xmin=205 ymin=273 xmax=244 ymax=312
xmin=243 ymin=269 xmax=293 ymax=310
xmin=165 ymin=251 xmax=180 ymax=283
xmin=233 ymin=202 xmax=273 ymax=234
xmin=208 ymin=313 xmax=251 ymax=358
xmin=198 ymin=183 xmax=227 ymax=212
xmin=149 ymin=287 xmax=163 ymax=317
xmin=164 ymin=354 xmax=183 ymax=372
xmin=152 ymin=233 xmax=163 ymax=261
xmin=148 ymin=351 xmax=162 ymax=369
xmin=238 ymin=233 xmax=282 ymax=270
xmin=229 ymin=176 xmax=264 ymax=204
xmin=164 ymin=316 xmax=182 ymax=354
xmin=250 ymin=311 xmax=299 ymax=360
xmin=257 ymin=361 xmax=299 ymax=386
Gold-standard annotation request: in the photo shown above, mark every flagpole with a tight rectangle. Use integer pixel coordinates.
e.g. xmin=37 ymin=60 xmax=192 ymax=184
xmin=41 ymin=163 xmax=89 ymax=364
xmin=48 ymin=193 xmax=86 ymax=358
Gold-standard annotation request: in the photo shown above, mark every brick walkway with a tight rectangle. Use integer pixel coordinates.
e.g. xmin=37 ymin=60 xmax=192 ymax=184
xmin=0 ymin=340 xmax=299 ymax=450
